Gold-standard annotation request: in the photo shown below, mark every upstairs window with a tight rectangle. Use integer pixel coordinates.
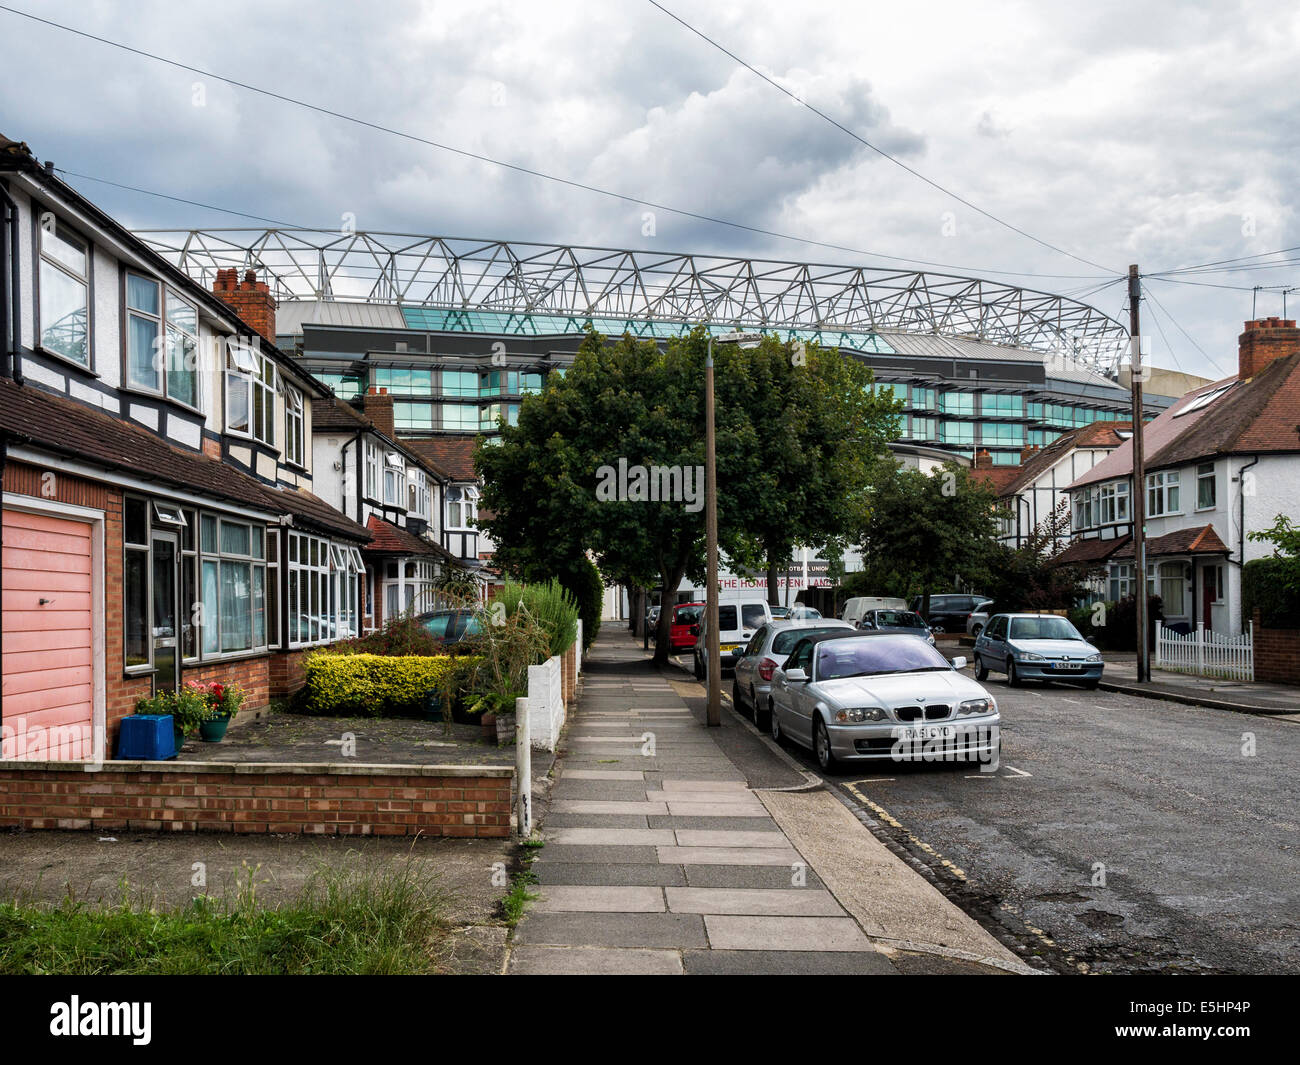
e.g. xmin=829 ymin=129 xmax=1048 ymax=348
xmin=38 ymin=218 xmax=90 ymax=366
xmin=285 ymin=387 xmax=305 ymax=467
xmin=1196 ymin=463 xmax=1216 ymax=510
xmin=1146 ymin=470 xmax=1181 ymax=517
xmin=126 ymin=274 xmax=199 ymax=407
xmin=364 ymin=442 xmax=380 ymax=501
xmin=1099 ymin=481 xmax=1130 ymax=525
xmin=383 ymin=451 xmax=405 ymax=506
xmin=226 ymin=342 xmax=277 ymax=445
xmin=446 ymin=485 xmax=478 ymax=529
xmin=408 ymin=467 xmax=430 ymax=521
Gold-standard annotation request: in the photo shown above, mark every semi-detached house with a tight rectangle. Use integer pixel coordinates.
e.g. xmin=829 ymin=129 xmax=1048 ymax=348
xmin=0 ymin=135 xmax=376 ymax=762
xmin=1060 ymin=317 xmax=1300 ymax=634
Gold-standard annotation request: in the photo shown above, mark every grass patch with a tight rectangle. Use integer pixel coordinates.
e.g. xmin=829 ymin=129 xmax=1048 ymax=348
xmin=0 ymin=861 xmax=450 ymax=975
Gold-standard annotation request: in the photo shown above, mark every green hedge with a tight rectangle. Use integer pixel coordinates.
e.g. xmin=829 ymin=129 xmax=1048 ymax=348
xmin=1243 ymin=558 xmax=1300 ymax=628
xmin=301 ymin=653 xmax=480 ymax=717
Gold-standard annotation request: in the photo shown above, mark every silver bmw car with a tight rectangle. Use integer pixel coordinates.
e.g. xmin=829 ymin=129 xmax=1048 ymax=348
xmin=769 ymin=632 xmax=1001 ymax=772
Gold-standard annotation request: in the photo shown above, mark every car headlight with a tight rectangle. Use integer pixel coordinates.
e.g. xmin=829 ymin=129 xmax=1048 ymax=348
xmin=834 ymin=706 xmax=887 ymax=723
xmin=1017 ymin=651 xmax=1046 ymax=662
xmin=958 ymin=697 xmax=995 ymax=715
xmin=1085 ymin=653 xmax=1102 ymax=663
xmin=927 ymin=635 xmax=936 ymax=645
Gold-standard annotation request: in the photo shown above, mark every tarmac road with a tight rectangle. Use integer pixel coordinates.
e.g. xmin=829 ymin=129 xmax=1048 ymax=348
xmin=749 ymin=672 xmax=1300 ymax=975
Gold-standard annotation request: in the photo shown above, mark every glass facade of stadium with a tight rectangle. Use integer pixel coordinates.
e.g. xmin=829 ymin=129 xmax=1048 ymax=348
xmin=277 ymin=304 xmax=1173 ymax=467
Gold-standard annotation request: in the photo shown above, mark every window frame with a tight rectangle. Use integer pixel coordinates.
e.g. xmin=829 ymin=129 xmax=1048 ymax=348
xmin=37 ymin=215 xmax=92 ymax=370
xmin=1146 ymin=470 xmax=1182 ymax=517
xmin=225 ymin=342 xmax=278 ymax=446
xmin=285 ymin=386 xmax=305 ymax=468
xmin=1196 ymin=462 xmax=1216 ymax=511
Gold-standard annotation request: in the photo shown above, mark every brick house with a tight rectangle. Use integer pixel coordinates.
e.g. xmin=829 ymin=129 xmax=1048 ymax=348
xmin=1 ymin=135 xmax=372 ymax=761
xmin=310 ymin=386 xmax=465 ymax=626
xmin=1061 ymin=317 xmax=1300 ymax=633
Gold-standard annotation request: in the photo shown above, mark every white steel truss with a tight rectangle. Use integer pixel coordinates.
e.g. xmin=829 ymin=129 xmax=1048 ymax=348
xmin=135 ymin=228 xmax=1131 ymax=370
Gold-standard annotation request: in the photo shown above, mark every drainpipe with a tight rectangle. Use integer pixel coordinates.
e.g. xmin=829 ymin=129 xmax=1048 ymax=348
xmin=1 ymin=181 xmax=21 ymax=384
xmin=0 ymin=433 xmax=5 ymax=724
xmin=1235 ymin=454 xmax=1259 ymax=633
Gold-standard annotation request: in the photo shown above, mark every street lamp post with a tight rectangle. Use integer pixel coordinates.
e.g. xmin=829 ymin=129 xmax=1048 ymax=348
xmin=704 ymin=331 xmax=762 ymax=727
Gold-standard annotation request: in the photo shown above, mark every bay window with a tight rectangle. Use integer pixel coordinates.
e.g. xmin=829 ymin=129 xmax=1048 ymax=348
xmin=1108 ymin=563 xmax=1134 ymax=602
xmin=287 ymin=531 xmax=362 ymax=646
xmin=1099 ymin=481 xmax=1129 ymax=525
xmin=285 ymin=387 xmax=305 ymax=466
xmin=1146 ymin=471 xmax=1181 ymax=516
xmin=199 ymin=518 xmax=267 ymax=655
xmin=226 ymin=342 xmax=277 ymax=444
xmin=383 ymin=451 xmax=405 ymax=506
xmin=125 ymin=275 xmax=199 ymax=407
xmin=38 ymin=218 xmax=90 ymax=366
xmin=408 ymin=467 xmax=430 ymax=522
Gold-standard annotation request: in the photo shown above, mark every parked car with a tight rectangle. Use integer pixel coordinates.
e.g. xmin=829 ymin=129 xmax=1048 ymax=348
xmin=790 ymin=605 xmax=822 ymax=619
xmin=858 ymin=608 xmax=935 ymax=645
xmin=841 ymin=596 xmax=908 ymax=627
xmin=668 ymin=601 xmax=705 ymax=652
xmin=966 ymin=600 xmax=996 ymax=638
xmin=973 ymin=613 xmax=1103 ymax=688
xmin=769 ymin=605 xmax=791 ymax=619
xmin=647 ymin=605 xmax=661 ymax=629
xmin=417 ymin=608 xmax=483 ymax=646
xmin=732 ymin=619 xmax=855 ymax=723
xmin=693 ymin=600 xmax=772 ymax=679
xmin=911 ymin=593 xmax=987 ymax=634
xmin=769 ymin=632 xmax=999 ymax=771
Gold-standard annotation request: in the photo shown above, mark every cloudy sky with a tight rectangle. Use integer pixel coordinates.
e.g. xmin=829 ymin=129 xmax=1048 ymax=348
xmin=3 ymin=0 xmax=1297 ymax=379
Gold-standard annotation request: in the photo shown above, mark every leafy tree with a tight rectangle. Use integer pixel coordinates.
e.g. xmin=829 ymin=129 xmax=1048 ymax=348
xmin=1248 ymin=514 xmax=1300 ymax=596
xmin=847 ymin=461 xmax=1001 ymax=607
xmin=984 ymin=501 xmax=1099 ymax=610
xmin=715 ymin=338 xmax=901 ymax=603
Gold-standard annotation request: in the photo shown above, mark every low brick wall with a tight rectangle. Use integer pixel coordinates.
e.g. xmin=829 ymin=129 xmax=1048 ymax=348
xmin=0 ymin=762 xmax=513 ymax=837
xmin=1253 ymin=609 xmax=1300 ymax=685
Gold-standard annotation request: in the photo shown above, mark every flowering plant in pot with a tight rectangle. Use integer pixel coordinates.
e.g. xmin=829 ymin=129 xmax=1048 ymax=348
xmin=134 ymin=687 xmax=208 ymax=750
xmin=189 ymin=681 xmax=246 ymax=742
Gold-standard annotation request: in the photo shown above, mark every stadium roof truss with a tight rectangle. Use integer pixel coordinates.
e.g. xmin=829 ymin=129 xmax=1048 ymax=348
xmin=135 ymin=228 xmax=1131 ymax=371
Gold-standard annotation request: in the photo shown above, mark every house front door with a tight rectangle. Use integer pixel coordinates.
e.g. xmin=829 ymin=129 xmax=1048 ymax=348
xmin=151 ymin=531 xmax=179 ymax=696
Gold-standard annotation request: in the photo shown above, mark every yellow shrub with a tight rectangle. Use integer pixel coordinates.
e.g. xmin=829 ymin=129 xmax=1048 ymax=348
xmin=301 ymin=653 xmax=481 ymax=717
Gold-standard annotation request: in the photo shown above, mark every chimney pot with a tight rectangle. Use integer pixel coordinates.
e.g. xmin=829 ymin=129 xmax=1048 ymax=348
xmin=1239 ymin=316 xmax=1300 ymax=380
xmin=212 ymin=268 xmax=276 ymax=342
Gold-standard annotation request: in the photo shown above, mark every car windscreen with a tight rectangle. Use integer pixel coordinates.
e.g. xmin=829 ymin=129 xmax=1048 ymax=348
xmin=772 ymin=626 xmax=846 ymax=655
xmin=674 ymin=605 xmax=702 ymax=625
xmin=1009 ymin=616 xmax=1084 ymax=641
xmin=422 ymin=612 xmax=454 ymax=638
xmin=875 ymin=611 xmax=925 ymax=628
xmin=815 ymin=636 xmax=951 ymax=680
xmin=741 ymin=604 xmax=766 ymax=629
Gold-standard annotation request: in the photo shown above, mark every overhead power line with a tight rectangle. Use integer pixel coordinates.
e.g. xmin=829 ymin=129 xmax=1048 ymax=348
xmin=1141 ymin=282 xmax=1228 ymax=378
xmin=56 ymin=170 xmax=306 ymax=228
xmin=645 ymin=0 xmax=1118 ymax=274
xmin=0 ymin=3 xmax=1113 ymax=286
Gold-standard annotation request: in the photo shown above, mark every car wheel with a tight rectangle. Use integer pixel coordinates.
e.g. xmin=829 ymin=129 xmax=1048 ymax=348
xmin=971 ymin=624 xmax=983 ymax=639
xmin=732 ymin=680 xmax=744 ymax=710
xmin=769 ymin=701 xmax=783 ymax=744
xmin=1008 ymin=660 xmax=1021 ymax=688
xmin=930 ymin=623 xmax=945 ymax=635
xmin=975 ymin=655 xmax=988 ymax=681
xmin=814 ymin=719 xmax=836 ymax=772
xmin=752 ymin=688 xmax=768 ymax=727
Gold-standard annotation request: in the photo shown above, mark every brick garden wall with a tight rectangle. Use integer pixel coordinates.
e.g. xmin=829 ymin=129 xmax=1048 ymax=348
xmin=0 ymin=762 xmax=512 ymax=837
xmin=1252 ymin=609 xmax=1300 ymax=685
xmin=269 ymin=648 xmax=310 ymax=701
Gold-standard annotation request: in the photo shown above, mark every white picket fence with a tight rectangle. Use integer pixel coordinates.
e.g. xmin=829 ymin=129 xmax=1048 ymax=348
xmin=1155 ymin=621 xmax=1254 ymax=681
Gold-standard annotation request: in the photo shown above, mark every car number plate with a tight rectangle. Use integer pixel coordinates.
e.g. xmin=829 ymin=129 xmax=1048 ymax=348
xmin=899 ymin=725 xmax=956 ymax=741
xmin=1053 ymin=662 xmax=1082 ymax=670
xmin=720 ymin=643 xmax=739 ymax=652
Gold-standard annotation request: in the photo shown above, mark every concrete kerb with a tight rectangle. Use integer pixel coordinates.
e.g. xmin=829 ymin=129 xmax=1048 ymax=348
xmin=1098 ymin=680 xmax=1300 ymax=718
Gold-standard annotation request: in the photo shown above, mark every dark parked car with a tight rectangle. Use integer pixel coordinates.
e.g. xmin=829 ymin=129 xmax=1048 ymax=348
xmin=417 ymin=608 xmax=483 ymax=646
xmin=911 ymin=593 xmax=986 ymax=634
xmin=858 ymin=608 xmax=935 ymax=645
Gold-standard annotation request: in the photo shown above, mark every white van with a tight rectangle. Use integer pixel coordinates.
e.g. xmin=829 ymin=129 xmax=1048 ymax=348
xmin=840 ymin=596 xmax=909 ymax=628
xmin=692 ymin=599 xmax=771 ymax=679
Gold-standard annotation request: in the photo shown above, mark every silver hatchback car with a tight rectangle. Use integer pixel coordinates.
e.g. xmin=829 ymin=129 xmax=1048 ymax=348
xmin=732 ymin=619 xmax=855 ymax=724
xmin=770 ymin=633 xmax=1000 ymax=772
xmin=973 ymin=613 xmax=1103 ymax=688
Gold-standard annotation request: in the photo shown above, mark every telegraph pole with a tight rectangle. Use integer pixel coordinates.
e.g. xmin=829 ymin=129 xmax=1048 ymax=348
xmin=1128 ymin=265 xmax=1151 ymax=682
xmin=704 ymin=337 xmax=721 ymax=726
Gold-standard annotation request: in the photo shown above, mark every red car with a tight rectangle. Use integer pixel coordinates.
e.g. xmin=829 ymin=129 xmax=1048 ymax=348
xmin=669 ymin=602 xmax=705 ymax=652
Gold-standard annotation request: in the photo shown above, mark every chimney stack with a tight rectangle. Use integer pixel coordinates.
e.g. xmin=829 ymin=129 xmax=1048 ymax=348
xmin=974 ymin=448 xmax=993 ymax=469
xmin=213 ymin=268 xmax=276 ymax=343
xmin=1238 ymin=317 xmax=1300 ymax=380
xmin=363 ymin=386 xmax=395 ymax=438
xmin=1020 ymin=443 xmax=1040 ymax=463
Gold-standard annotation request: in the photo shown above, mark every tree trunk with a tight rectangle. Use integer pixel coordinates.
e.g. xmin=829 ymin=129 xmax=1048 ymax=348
xmin=652 ymin=565 xmax=687 ymax=664
xmin=766 ymin=555 xmax=781 ymax=607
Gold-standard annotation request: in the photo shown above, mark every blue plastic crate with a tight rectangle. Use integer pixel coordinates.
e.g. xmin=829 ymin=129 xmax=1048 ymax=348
xmin=117 ymin=714 xmax=177 ymax=761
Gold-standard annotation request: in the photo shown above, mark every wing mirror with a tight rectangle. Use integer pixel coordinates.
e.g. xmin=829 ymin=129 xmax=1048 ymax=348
xmin=784 ymin=668 xmax=808 ymax=683
xmin=690 ymin=625 xmax=700 ymax=637
xmin=951 ymin=656 xmax=968 ymax=671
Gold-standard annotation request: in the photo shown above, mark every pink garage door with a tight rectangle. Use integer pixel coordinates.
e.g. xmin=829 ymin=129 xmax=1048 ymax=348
xmin=2 ymin=509 xmax=95 ymax=760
